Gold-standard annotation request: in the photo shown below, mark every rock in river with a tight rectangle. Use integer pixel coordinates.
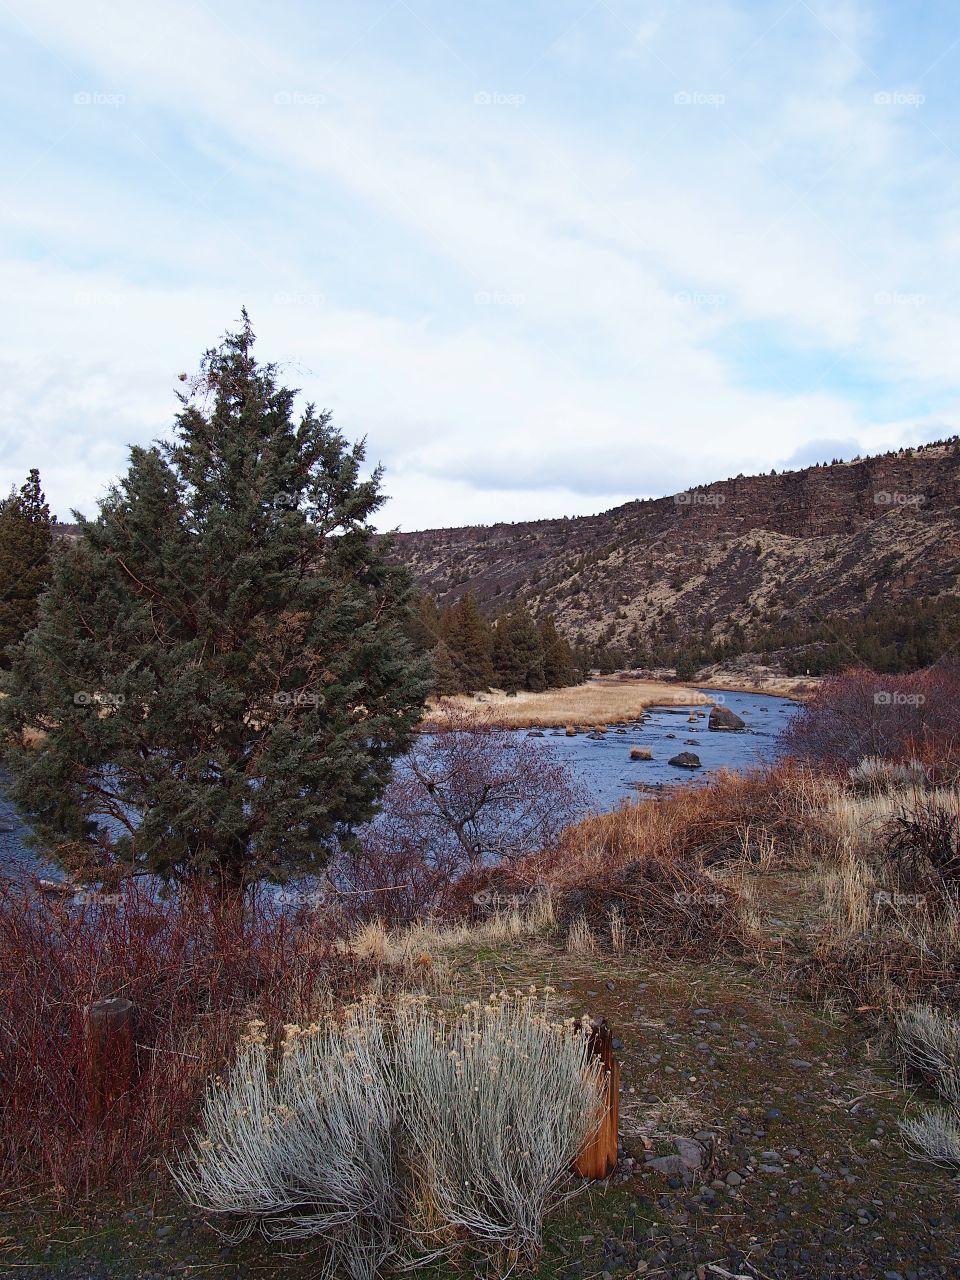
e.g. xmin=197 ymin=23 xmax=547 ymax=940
xmin=708 ymin=705 xmax=746 ymax=732
xmin=668 ymin=751 xmax=701 ymax=770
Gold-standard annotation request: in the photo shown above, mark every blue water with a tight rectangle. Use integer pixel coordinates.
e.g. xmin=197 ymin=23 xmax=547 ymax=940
xmin=0 ymin=688 xmax=799 ymax=883
xmin=526 ymin=688 xmax=800 ymax=813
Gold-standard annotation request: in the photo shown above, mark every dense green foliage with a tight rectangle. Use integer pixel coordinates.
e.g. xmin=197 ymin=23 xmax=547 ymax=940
xmin=0 ymin=470 xmax=53 ymax=664
xmin=754 ymin=595 xmax=960 ymax=675
xmin=409 ymin=591 xmax=581 ymax=695
xmin=0 ymin=317 xmax=431 ymax=889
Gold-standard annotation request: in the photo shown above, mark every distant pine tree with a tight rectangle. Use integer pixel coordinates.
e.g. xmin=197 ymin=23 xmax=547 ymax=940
xmin=0 ymin=469 xmax=53 ymax=664
xmin=429 ymin=637 xmax=461 ymax=697
xmin=493 ymin=605 xmax=545 ymax=693
xmin=539 ymin=614 xmax=578 ymax=687
xmin=442 ymin=592 xmax=493 ymax=691
xmin=0 ymin=316 xmax=431 ymax=891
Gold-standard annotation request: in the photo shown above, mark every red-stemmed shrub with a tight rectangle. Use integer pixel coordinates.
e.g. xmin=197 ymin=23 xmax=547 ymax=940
xmin=784 ymin=665 xmax=960 ymax=775
xmin=0 ymin=882 xmax=363 ymax=1200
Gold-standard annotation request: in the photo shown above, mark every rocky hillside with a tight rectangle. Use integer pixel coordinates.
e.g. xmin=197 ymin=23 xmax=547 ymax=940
xmin=392 ymin=442 xmax=960 ymax=654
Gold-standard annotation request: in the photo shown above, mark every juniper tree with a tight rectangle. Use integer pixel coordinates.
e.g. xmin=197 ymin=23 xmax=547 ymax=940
xmin=0 ymin=469 xmax=53 ymax=663
xmin=0 ymin=316 xmax=431 ymax=890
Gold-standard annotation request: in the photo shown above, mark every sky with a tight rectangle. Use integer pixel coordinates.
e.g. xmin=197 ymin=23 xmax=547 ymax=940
xmin=1 ymin=0 xmax=960 ymax=531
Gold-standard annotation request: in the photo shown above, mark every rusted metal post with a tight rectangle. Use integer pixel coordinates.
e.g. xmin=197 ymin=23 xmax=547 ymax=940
xmin=87 ymin=997 xmax=135 ymax=1124
xmin=574 ymin=1018 xmax=620 ymax=1179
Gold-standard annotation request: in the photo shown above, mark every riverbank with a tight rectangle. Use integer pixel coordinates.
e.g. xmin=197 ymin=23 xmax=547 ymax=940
xmin=425 ymin=669 xmax=817 ymax=728
xmin=425 ymin=677 xmax=712 ymax=728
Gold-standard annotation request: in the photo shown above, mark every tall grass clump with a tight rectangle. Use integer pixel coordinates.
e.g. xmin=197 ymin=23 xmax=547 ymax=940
xmin=897 ymin=1004 xmax=960 ymax=1166
xmin=173 ymin=992 xmax=604 ymax=1276
xmin=803 ymin=788 xmax=960 ymax=1010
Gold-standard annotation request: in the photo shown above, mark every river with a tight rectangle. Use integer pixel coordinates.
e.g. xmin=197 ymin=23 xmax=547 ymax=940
xmin=0 ymin=688 xmax=799 ymax=883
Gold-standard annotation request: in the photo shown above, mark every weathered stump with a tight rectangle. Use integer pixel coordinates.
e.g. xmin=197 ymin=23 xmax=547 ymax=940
xmin=574 ymin=1019 xmax=620 ymax=1179
xmin=87 ymin=997 xmax=135 ymax=1124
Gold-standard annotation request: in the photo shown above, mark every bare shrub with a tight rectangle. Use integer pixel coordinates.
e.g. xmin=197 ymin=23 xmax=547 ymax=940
xmin=883 ymin=795 xmax=960 ymax=895
xmin=0 ymin=882 xmax=359 ymax=1200
xmin=785 ymin=666 xmax=960 ymax=774
xmin=329 ymin=711 xmax=584 ymax=925
xmin=174 ymin=994 xmax=604 ymax=1273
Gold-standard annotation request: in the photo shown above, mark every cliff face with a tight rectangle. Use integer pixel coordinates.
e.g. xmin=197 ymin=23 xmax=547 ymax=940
xmin=392 ymin=443 xmax=960 ymax=647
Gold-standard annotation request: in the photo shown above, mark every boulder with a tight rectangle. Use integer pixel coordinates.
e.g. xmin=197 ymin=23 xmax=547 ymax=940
xmin=668 ymin=751 xmax=701 ymax=770
xmin=708 ymin=705 xmax=746 ymax=732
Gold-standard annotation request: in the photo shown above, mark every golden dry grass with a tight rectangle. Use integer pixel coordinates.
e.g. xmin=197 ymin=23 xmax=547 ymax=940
xmin=424 ymin=677 xmax=711 ymax=728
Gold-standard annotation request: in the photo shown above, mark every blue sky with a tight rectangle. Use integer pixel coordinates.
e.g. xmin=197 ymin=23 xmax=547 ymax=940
xmin=2 ymin=0 xmax=960 ymax=529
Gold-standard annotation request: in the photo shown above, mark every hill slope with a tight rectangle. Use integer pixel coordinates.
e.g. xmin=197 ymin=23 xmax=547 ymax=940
xmin=393 ymin=442 xmax=960 ymax=663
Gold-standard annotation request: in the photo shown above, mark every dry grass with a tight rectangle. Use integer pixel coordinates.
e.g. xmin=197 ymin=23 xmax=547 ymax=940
xmin=424 ymin=677 xmax=711 ymax=729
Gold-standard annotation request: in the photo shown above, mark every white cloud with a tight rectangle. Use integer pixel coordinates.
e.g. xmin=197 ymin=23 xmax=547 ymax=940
xmin=0 ymin=0 xmax=957 ymax=529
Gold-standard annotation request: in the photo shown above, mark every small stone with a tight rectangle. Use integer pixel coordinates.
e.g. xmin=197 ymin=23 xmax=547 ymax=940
xmin=725 ymin=1171 xmax=743 ymax=1186
xmin=787 ymin=1058 xmax=812 ymax=1069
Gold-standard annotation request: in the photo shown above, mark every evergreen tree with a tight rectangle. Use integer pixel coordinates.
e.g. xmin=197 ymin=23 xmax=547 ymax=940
xmin=493 ymin=604 xmax=545 ymax=693
xmin=538 ymin=614 xmax=578 ymax=687
xmin=0 ymin=317 xmax=431 ymax=890
xmin=429 ymin=636 xmax=460 ymax=696
xmin=0 ymin=469 xmax=53 ymax=663
xmin=442 ymin=592 xmax=493 ymax=691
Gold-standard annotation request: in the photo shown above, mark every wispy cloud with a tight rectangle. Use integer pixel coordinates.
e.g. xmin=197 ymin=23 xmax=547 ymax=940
xmin=1 ymin=0 xmax=958 ymax=528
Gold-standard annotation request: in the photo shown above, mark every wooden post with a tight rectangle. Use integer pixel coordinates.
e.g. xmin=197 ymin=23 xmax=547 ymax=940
xmin=87 ymin=998 xmax=135 ymax=1124
xmin=574 ymin=1018 xmax=620 ymax=1179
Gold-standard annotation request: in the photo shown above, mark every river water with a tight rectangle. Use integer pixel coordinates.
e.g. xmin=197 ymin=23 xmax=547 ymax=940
xmin=534 ymin=688 xmax=800 ymax=813
xmin=0 ymin=688 xmax=799 ymax=883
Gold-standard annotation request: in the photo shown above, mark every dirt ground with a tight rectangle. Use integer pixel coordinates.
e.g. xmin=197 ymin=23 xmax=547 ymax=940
xmin=6 ymin=929 xmax=958 ymax=1280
